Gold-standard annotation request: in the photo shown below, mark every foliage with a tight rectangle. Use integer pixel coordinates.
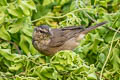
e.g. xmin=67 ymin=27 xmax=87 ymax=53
xmin=0 ymin=0 xmax=120 ymax=80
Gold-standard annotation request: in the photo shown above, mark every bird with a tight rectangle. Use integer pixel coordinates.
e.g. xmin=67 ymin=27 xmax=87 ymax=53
xmin=32 ymin=21 xmax=107 ymax=56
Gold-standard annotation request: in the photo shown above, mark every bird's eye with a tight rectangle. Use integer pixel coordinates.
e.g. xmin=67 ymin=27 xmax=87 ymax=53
xmin=42 ymin=29 xmax=48 ymax=33
xmin=39 ymin=29 xmax=48 ymax=34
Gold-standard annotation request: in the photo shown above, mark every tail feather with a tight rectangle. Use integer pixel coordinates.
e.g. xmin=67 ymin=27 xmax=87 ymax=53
xmin=81 ymin=21 xmax=107 ymax=34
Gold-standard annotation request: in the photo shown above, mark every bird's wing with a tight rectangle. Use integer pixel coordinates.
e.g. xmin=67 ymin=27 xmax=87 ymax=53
xmin=49 ymin=27 xmax=84 ymax=47
xmin=61 ymin=26 xmax=84 ymax=30
xmin=49 ymin=21 xmax=107 ymax=47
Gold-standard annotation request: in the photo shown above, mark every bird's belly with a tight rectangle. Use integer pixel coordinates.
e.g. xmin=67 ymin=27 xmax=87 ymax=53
xmin=48 ymin=37 xmax=79 ymax=55
xmin=60 ymin=37 xmax=79 ymax=50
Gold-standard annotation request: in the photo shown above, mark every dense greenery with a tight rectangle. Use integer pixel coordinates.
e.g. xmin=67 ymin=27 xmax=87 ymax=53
xmin=0 ymin=0 xmax=120 ymax=80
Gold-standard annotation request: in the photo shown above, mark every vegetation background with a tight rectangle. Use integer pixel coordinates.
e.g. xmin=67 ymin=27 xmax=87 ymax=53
xmin=0 ymin=0 xmax=120 ymax=80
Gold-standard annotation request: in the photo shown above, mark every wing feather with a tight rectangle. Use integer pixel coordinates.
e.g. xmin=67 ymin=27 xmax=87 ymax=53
xmin=49 ymin=27 xmax=84 ymax=47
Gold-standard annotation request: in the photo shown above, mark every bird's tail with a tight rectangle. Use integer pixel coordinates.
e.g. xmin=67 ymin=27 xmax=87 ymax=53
xmin=81 ymin=21 xmax=107 ymax=34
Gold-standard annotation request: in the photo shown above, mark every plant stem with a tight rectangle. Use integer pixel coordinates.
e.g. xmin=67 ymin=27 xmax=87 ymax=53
xmin=100 ymin=17 xmax=120 ymax=80
xmin=32 ymin=8 xmax=91 ymax=22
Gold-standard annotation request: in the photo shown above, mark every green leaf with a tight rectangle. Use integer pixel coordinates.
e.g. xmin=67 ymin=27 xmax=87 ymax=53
xmin=40 ymin=67 xmax=57 ymax=79
xmin=87 ymin=73 xmax=97 ymax=80
xmin=22 ymin=27 xmax=33 ymax=37
xmin=9 ymin=63 xmax=23 ymax=71
xmin=99 ymin=1 xmax=107 ymax=8
xmin=19 ymin=34 xmax=30 ymax=55
xmin=105 ymin=31 xmax=120 ymax=43
xmin=0 ymin=0 xmax=7 ymax=6
xmin=8 ymin=19 xmax=24 ymax=33
xmin=70 ymin=1 xmax=76 ymax=11
xmin=43 ymin=0 xmax=53 ymax=6
xmin=19 ymin=2 xmax=30 ymax=16
xmin=19 ymin=34 xmax=37 ymax=55
xmin=51 ymin=50 xmax=83 ymax=71
xmin=91 ymin=0 xmax=96 ymax=5
xmin=0 ymin=26 xmax=11 ymax=40
xmin=111 ymin=48 xmax=120 ymax=71
xmin=0 ymin=11 xmax=5 ymax=24
xmin=32 ymin=5 xmax=50 ymax=20
xmin=24 ymin=0 xmax=36 ymax=10
xmin=99 ymin=53 xmax=106 ymax=63
xmin=0 ymin=49 xmax=14 ymax=61
xmin=7 ymin=4 xmax=23 ymax=18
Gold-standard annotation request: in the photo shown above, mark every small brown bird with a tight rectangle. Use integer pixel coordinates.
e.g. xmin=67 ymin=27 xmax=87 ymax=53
xmin=32 ymin=21 xmax=107 ymax=56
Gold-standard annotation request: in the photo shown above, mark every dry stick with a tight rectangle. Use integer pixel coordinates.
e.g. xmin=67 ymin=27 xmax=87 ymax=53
xmin=0 ymin=38 xmax=21 ymax=54
xmin=8 ymin=40 xmax=21 ymax=54
xmin=100 ymin=17 xmax=120 ymax=80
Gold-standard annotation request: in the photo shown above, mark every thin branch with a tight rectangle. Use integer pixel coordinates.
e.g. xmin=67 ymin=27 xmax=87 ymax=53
xmin=0 ymin=38 xmax=21 ymax=54
xmin=107 ymin=27 xmax=120 ymax=34
xmin=96 ymin=72 xmax=109 ymax=80
xmin=83 ymin=11 xmax=97 ymax=22
xmin=32 ymin=8 xmax=91 ymax=22
xmin=8 ymin=41 xmax=21 ymax=54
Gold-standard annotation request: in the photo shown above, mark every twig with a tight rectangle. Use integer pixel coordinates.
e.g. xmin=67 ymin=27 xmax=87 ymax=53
xmin=0 ymin=38 xmax=21 ymax=54
xmin=107 ymin=27 xmax=120 ymax=34
xmin=8 ymin=41 xmax=21 ymax=54
xmin=96 ymin=72 xmax=109 ymax=80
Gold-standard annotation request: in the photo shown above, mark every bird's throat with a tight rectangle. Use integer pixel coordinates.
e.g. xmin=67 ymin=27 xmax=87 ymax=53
xmin=33 ymin=33 xmax=51 ymax=50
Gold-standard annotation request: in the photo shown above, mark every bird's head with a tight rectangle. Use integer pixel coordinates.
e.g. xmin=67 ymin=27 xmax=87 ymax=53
xmin=32 ymin=25 xmax=53 ymax=42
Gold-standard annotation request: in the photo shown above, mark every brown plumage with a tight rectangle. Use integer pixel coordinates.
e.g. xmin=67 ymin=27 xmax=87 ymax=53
xmin=32 ymin=21 xmax=107 ymax=56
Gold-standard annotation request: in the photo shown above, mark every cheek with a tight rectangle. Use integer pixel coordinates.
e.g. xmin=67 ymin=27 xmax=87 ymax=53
xmin=33 ymin=32 xmax=42 ymax=40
